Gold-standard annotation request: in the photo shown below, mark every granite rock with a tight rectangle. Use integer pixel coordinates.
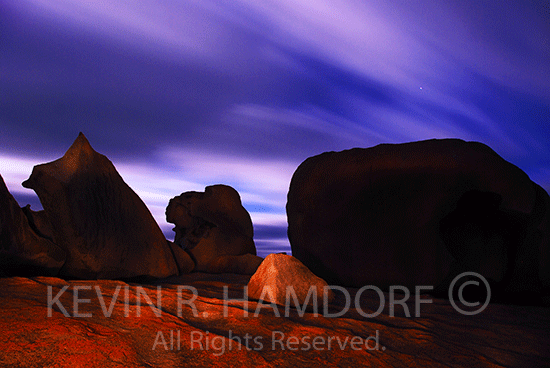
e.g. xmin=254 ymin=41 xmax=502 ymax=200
xmin=287 ymin=139 xmax=550 ymax=303
xmin=247 ymin=253 xmax=334 ymax=308
xmin=1 ymin=275 xmax=549 ymax=367
xmin=166 ymin=185 xmax=260 ymax=274
xmin=22 ymin=133 xmax=178 ymax=279
xmin=0 ymin=174 xmax=65 ymax=276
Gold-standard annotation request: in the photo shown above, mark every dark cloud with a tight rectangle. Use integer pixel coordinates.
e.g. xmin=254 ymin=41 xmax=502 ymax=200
xmin=0 ymin=9 xmax=230 ymax=158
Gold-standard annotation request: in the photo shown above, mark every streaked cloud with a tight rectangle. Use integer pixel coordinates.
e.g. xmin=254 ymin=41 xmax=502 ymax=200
xmin=1 ymin=0 xmax=549 ymax=256
xmin=0 ymin=154 xmax=57 ymax=195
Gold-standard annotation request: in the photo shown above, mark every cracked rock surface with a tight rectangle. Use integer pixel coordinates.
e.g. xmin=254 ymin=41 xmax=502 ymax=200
xmin=1 ymin=274 xmax=548 ymax=367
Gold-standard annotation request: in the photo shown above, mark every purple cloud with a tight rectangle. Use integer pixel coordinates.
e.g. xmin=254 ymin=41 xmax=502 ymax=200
xmin=1 ymin=0 xmax=549 ymax=255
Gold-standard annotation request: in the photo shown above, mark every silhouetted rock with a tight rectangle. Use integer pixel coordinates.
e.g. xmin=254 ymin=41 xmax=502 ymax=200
xmin=0 ymin=174 xmax=65 ymax=276
xmin=287 ymin=139 xmax=550 ymax=302
xmin=166 ymin=185 xmax=261 ymax=274
xmin=248 ymin=253 xmax=334 ymax=308
xmin=22 ymin=133 xmax=178 ymax=279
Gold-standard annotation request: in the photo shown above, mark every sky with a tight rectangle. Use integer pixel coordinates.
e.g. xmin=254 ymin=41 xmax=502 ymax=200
xmin=1 ymin=1 xmax=549 ymax=257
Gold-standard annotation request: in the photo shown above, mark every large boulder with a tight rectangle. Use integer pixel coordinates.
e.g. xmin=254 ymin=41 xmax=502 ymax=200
xmin=287 ymin=139 xmax=550 ymax=301
xmin=22 ymin=133 xmax=178 ymax=279
xmin=248 ymin=253 xmax=334 ymax=308
xmin=166 ymin=185 xmax=261 ymax=274
xmin=0 ymin=174 xmax=65 ymax=276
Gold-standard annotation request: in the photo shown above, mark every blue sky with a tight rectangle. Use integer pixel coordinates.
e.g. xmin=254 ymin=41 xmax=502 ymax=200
xmin=1 ymin=1 xmax=549 ymax=257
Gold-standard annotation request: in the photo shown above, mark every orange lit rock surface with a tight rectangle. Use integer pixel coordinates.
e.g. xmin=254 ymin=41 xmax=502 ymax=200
xmin=1 ymin=274 xmax=549 ymax=367
xmin=248 ymin=253 xmax=334 ymax=307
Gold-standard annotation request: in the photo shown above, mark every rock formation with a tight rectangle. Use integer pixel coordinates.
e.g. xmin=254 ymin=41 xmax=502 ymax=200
xmin=287 ymin=139 xmax=550 ymax=302
xmin=22 ymin=133 xmax=178 ymax=279
xmin=207 ymin=253 xmax=263 ymax=275
xmin=248 ymin=253 xmax=334 ymax=308
xmin=1 ymin=275 xmax=549 ymax=367
xmin=166 ymin=185 xmax=262 ymax=274
xmin=0 ymin=174 xmax=65 ymax=276
xmin=21 ymin=205 xmax=55 ymax=241
xmin=167 ymin=240 xmax=195 ymax=275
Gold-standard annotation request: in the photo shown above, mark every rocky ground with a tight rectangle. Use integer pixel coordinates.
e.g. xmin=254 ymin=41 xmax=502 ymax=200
xmin=1 ymin=273 xmax=549 ymax=367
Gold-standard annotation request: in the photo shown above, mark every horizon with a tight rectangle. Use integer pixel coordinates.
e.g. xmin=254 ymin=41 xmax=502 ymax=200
xmin=1 ymin=1 xmax=549 ymax=257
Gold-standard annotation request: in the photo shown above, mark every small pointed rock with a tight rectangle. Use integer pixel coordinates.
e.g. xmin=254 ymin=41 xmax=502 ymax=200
xmin=247 ymin=253 xmax=334 ymax=308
